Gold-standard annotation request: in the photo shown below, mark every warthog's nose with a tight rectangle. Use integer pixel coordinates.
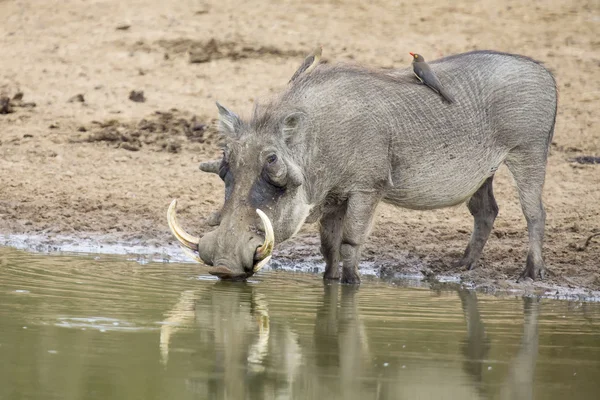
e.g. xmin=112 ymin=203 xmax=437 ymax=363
xmin=208 ymin=266 xmax=248 ymax=281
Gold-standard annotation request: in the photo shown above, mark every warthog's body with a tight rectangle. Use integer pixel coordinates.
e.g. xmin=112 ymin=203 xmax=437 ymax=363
xmin=169 ymin=50 xmax=557 ymax=283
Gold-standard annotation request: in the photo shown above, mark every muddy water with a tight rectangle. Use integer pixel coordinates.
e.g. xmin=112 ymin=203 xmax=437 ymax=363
xmin=1 ymin=248 xmax=599 ymax=400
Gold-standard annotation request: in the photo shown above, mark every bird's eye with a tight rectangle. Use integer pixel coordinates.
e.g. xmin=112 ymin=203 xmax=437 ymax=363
xmin=266 ymin=154 xmax=278 ymax=165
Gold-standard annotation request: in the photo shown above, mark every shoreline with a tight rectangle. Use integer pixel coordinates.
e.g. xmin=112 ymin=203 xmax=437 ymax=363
xmin=2 ymin=233 xmax=599 ymax=303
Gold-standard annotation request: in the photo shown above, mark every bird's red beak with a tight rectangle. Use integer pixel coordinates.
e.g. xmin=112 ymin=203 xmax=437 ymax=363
xmin=409 ymin=52 xmax=415 ymax=57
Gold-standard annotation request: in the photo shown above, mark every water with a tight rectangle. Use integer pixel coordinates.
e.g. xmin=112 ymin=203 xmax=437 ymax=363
xmin=1 ymin=247 xmax=599 ymax=400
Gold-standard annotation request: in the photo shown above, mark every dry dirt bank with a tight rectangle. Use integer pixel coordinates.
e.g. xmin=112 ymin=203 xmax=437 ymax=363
xmin=1 ymin=0 xmax=599 ymax=292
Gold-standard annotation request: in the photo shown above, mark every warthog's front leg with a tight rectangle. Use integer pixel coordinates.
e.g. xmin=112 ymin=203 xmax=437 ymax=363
xmin=340 ymin=192 xmax=382 ymax=284
xmin=319 ymin=204 xmax=347 ymax=280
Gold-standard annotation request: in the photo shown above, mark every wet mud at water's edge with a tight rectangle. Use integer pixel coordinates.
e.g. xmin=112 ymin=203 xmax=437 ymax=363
xmin=1 ymin=234 xmax=599 ymax=302
xmin=1 ymin=247 xmax=600 ymax=400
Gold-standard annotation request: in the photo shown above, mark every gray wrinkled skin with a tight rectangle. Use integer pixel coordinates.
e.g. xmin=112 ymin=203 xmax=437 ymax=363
xmin=197 ymin=50 xmax=557 ymax=284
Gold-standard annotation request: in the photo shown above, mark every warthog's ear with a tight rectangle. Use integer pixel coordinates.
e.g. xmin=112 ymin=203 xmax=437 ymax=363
xmin=281 ymin=112 xmax=307 ymax=146
xmin=216 ymin=102 xmax=242 ymax=137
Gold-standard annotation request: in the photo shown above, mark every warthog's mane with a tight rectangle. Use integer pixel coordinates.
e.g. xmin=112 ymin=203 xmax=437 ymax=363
xmin=247 ymin=63 xmax=412 ymax=132
xmin=221 ymin=50 xmax=558 ymax=145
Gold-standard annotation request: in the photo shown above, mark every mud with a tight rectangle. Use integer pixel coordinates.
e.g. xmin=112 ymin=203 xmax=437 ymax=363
xmin=0 ymin=91 xmax=36 ymax=115
xmin=0 ymin=0 xmax=599 ymax=292
xmin=154 ymin=38 xmax=306 ymax=64
xmin=2 ymin=233 xmax=599 ymax=302
xmin=75 ymin=109 xmax=217 ymax=153
xmin=571 ymin=156 xmax=600 ymax=165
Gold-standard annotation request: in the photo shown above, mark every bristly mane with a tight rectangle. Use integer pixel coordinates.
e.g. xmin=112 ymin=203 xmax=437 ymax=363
xmin=248 ymin=62 xmax=413 ymax=131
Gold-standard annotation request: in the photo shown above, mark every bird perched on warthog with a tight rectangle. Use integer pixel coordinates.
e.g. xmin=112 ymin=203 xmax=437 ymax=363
xmin=168 ymin=49 xmax=557 ymax=284
xmin=289 ymin=45 xmax=322 ymax=83
xmin=410 ymin=52 xmax=455 ymax=103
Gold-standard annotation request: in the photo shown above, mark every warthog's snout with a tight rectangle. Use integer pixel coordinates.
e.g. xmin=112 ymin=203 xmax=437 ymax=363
xmin=167 ymin=200 xmax=274 ymax=280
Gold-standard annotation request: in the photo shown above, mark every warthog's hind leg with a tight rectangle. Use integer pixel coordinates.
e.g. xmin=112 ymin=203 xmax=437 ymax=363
xmin=457 ymin=176 xmax=499 ymax=270
xmin=505 ymin=152 xmax=548 ymax=281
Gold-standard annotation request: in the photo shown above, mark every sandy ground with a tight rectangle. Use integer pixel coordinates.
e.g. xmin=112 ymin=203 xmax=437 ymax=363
xmin=1 ymin=0 xmax=599 ymax=292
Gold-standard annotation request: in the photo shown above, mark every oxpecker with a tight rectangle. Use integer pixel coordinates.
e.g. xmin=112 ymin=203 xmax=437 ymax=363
xmin=410 ymin=52 xmax=454 ymax=103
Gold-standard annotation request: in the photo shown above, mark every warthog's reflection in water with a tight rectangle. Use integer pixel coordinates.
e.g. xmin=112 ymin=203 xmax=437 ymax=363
xmin=459 ymin=290 xmax=491 ymax=393
xmin=160 ymin=284 xmax=540 ymax=399
xmin=312 ymin=284 xmax=371 ymax=397
xmin=459 ymin=291 xmax=539 ymax=400
xmin=500 ymin=298 xmax=539 ymax=400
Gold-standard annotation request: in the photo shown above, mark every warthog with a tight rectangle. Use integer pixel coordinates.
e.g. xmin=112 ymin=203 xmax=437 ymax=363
xmin=168 ymin=50 xmax=557 ymax=284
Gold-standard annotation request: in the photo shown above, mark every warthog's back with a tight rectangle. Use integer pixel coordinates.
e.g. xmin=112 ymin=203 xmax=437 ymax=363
xmin=282 ymin=51 xmax=557 ymax=210
xmin=385 ymin=51 xmax=556 ymax=208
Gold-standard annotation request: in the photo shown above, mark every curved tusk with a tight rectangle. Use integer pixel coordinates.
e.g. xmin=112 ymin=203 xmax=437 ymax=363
xmin=253 ymin=255 xmax=272 ymax=273
xmin=167 ymin=199 xmax=200 ymax=251
xmin=180 ymin=246 xmax=203 ymax=264
xmin=254 ymin=209 xmax=274 ymax=272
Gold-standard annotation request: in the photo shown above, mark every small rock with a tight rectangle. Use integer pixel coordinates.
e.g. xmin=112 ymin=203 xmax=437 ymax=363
xmin=49 ymin=123 xmax=59 ymax=129
xmin=165 ymin=140 xmax=181 ymax=153
xmin=570 ymin=223 xmax=580 ymax=233
xmin=129 ymin=90 xmax=145 ymax=103
xmin=571 ymin=156 xmax=600 ymax=165
xmin=120 ymin=142 xmax=140 ymax=152
xmin=68 ymin=94 xmax=85 ymax=103
xmin=192 ymin=122 xmax=207 ymax=132
xmin=116 ymin=24 xmax=131 ymax=31
xmin=189 ymin=51 xmax=210 ymax=63
xmin=77 ymin=126 xmax=87 ymax=132
xmin=12 ymin=92 xmax=24 ymax=101
xmin=23 ymin=134 xmax=33 ymax=138
xmin=0 ymin=96 xmax=13 ymax=114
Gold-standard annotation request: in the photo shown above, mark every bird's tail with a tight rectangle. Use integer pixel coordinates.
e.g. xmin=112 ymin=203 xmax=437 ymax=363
xmin=439 ymin=87 xmax=455 ymax=103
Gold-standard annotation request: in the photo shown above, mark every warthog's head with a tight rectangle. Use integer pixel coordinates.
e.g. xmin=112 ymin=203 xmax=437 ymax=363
xmin=168 ymin=101 xmax=314 ymax=280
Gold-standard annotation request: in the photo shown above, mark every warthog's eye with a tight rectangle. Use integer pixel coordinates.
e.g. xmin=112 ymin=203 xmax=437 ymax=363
xmin=263 ymin=153 xmax=287 ymax=188
xmin=266 ymin=154 xmax=278 ymax=165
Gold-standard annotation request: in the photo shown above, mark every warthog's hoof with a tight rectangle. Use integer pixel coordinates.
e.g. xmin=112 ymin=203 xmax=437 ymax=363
xmin=455 ymin=257 xmax=478 ymax=271
xmin=323 ymin=267 xmax=340 ymax=281
xmin=341 ymin=270 xmax=361 ymax=285
xmin=517 ymin=267 xmax=546 ymax=282
xmin=517 ymin=254 xmax=546 ymax=282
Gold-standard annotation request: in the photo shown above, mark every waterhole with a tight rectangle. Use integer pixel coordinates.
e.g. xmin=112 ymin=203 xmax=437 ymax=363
xmin=1 ymin=247 xmax=599 ymax=399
